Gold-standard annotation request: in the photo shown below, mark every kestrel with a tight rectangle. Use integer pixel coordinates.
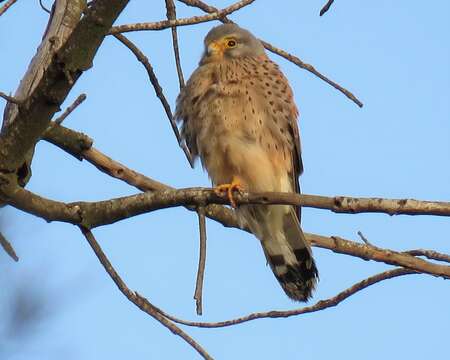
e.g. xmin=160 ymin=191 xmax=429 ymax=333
xmin=175 ymin=24 xmax=318 ymax=301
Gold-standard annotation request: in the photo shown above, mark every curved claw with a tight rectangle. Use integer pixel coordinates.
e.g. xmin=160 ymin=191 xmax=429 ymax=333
xmin=214 ymin=179 xmax=244 ymax=208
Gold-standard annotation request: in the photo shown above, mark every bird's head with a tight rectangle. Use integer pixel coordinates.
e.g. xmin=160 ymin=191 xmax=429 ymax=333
xmin=200 ymin=24 xmax=266 ymax=65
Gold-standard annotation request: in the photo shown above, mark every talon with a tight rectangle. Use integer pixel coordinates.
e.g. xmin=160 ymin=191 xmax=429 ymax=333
xmin=214 ymin=178 xmax=243 ymax=208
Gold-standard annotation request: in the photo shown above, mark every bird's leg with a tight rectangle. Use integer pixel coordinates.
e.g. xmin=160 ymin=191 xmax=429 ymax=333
xmin=214 ymin=176 xmax=244 ymax=208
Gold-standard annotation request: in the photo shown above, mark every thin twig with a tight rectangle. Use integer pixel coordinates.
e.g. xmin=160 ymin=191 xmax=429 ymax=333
xmin=0 ymin=0 xmax=17 ymax=16
xmin=357 ymin=230 xmax=375 ymax=247
xmin=177 ymin=0 xmax=224 ymax=13
xmin=0 ymin=91 xmax=21 ymax=104
xmin=165 ymin=0 xmax=185 ymax=89
xmin=404 ymin=249 xmax=450 ymax=264
xmin=0 ymin=231 xmax=18 ymax=261
xmin=113 ymin=33 xmax=194 ymax=167
xmin=177 ymin=0 xmax=363 ymax=108
xmin=320 ymin=0 xmax=335 ymax=16
xmin=79 ymin=226 xmax=213 ymax=360
xmin=54 ymin=93 xmax=86 ymax=125
xmin=147 ymin=268 xmax=417 ymax=328
xmin=109 ymin=0 xmax=255 ymax=34
xmin=39 ymin=0 xmax=51 ymax=14
xmin=357 ymin=231 xmax=386 ymax=253
xmin=262 ymin=41 xmax=363 ymax=107
xmin=194 ymin=206 xmax=207 ymax=315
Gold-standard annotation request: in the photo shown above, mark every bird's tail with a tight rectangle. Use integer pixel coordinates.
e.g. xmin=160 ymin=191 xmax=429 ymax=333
xmin=239 ymin=205 xmax=318 ymax=301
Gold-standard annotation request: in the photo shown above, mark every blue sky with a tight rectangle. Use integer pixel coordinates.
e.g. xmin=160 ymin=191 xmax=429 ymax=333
xmin=1 ymin=1 xmax=449 ymax=359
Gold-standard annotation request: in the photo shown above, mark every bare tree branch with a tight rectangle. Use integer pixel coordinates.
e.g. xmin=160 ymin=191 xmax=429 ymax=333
xmin=4 ymin=183 xmax=450 ymax=228
xmin=109 ymin=0 xmax=255 ymax=34
xmin=0 ymin=0 xmax=127 ymax=175
xmin=307 ymin=233 xmax=450 ymax=278
xmin=0 ymin=231 xmax=18 ymax=261
xmin=320 ymin=0 xmax=335 ymax=16
xmin=194 ymin=206 xmax=207 ymax=315
xmin=177 ymin=0 xmax=363 ymax=107
xmin=261 ymin=41 xmax=363 ymax=107
xmin=0 ymin=0 xmax=18 ymax=17
xmin=357 ymin=230 xmax=376 ymax=247
xmin=43 ymin=123 xmax=93 ymax=161
xmin=0 ymin=91 xmax=21 ymax=104
xmin=147 ymin=268 xmax=417 ymax=328
xmin=2 ymin=174 xmax=449 ymax=279
xmin=79 ymin=227 xmax=213 ymax=360
xmin=113 ymin=33 xmax=193 ymax=167
xmin=1 ymin=0 xmax=79 ymax=191
xmin=404 ymin=249 xmax=450 ymax=264
xmin=165 ymin=0 xmax=186 ymax=89
xmin=54 ymin=93 xmax=87 ymax=125
xmin=38 ymin=0 xmax=51 ymax=14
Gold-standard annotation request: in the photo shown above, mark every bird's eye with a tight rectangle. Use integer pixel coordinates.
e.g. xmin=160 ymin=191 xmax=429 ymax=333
xmin=227 ymin=39 xmax=237 ymax=47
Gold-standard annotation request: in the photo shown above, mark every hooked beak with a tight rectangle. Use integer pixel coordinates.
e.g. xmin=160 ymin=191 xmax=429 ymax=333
xmin=201 ymin=41 xmax=226 ymax=64
xmin=207 ymin=41 xmax=224 ymax=56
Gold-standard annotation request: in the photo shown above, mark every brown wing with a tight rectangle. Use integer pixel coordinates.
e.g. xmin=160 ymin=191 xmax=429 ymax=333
xmin=256 ymin=58 xmax=303 ymax=220
xmin=175 ymin=64 xmax=215 ymax=160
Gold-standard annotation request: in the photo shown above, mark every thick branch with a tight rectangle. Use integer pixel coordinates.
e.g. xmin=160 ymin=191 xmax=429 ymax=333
xmin=0 ymin=0 xmax=128 ymax=176
xmin=280 ymin=193 xmax=450 ymax=216
xmin=0 ymin=0 xmax=86 ymax=188
xmin=0 ymin=172 xmax=82 ymax=223
xmin=43 ymin=123 xmax=93 ymax=161
xmin=6 ymin=186 xmax=450 ymax=228
xmin=2 ymin=176 xmax=449 ymax=279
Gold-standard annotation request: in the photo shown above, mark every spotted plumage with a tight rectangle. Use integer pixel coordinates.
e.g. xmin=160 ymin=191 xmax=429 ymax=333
xmin=175 ymin=24 xmax=318 ymax=301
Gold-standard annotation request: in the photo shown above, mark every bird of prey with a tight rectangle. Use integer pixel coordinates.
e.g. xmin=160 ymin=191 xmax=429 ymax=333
xmin=175 ymin=24 xmax=318 ymax=301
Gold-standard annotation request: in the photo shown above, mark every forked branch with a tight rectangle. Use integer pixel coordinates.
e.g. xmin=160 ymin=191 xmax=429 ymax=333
xmin=79 ymin=227 xmax=212 ymax=360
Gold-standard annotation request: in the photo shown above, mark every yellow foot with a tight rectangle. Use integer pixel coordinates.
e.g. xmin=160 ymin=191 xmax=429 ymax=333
xmin=214 ymin=179 xmax=244 ymax=208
